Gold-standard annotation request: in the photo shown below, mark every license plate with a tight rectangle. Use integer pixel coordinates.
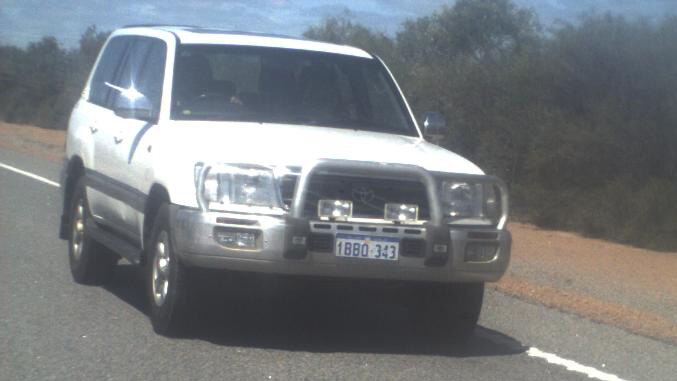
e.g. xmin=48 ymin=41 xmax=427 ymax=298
xmin=335 ymin=233 xmax=399 ymax=261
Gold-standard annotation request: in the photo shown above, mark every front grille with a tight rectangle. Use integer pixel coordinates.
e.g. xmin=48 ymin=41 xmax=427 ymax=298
xmin=280 ymin=173 xmax=429 ymax=219
xmin=308 ymin=233 xmax=334 ymax=252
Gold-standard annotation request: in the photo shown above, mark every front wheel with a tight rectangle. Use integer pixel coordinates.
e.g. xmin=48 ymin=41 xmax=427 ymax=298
xmin=406 ymin=282 xmax=484 ymax=340
xmin=146 ymin=203 xmax=190 ymax=336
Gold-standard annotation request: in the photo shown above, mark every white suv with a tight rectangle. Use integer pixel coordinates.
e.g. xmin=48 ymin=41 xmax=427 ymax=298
xmin=59 ymin=25 xmax=511 ymax=336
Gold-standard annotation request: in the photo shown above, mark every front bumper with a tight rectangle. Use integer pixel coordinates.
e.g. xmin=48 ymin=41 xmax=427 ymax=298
xmin=177 ymin=159 xmax=511 ymax=283
xmin=172 ymin=207 xmax=511 ymax=283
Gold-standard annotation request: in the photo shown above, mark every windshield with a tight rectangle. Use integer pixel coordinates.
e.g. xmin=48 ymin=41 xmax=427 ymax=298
xmin=170 ymin=44 xmax=418 ymax=136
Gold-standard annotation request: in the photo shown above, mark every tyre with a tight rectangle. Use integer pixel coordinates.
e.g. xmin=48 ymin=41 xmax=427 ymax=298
xmin=68 ymin=177 xmax=117 ymax=285
xmin=146 ymin=203 xmax=189 ymax=336
xmin=407 ymin=282 xmax=484 ymax=341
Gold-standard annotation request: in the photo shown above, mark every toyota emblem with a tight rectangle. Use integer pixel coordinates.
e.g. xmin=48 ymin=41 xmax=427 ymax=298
xmin=351 ymin=186 xmax=375 ymax=203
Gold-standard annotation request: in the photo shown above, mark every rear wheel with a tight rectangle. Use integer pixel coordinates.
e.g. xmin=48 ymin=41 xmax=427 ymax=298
xmin=146 ymin=203 xmax=190 ymax=336
xmin=68 ymin=177 xmax=117 ymax=285
xmin=407 ymin=282 xmax=484 ymax=340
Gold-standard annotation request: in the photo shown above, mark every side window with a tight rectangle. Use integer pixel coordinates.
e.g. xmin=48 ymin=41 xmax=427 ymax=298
xmin=89 ymin=37 xmax=131 ymax=107
xmin=136 ymin=39 xmax=167 ymax=116
xmin=109 ymin=37 xmax=167 ymax=118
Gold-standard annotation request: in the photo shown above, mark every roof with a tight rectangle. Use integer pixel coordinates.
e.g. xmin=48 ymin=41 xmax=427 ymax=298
xmin=120 ymin=25 xmax=372 ymax=59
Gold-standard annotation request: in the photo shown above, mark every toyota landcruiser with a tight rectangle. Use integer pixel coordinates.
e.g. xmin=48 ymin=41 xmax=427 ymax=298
xmin=59 ymin=26 xmax=511 ymax=337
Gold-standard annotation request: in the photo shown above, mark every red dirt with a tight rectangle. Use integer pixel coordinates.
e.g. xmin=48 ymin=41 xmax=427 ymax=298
xmin=500 ymin=223 xmax=677 ymax=343
xmin=0 ymin=122 xmax=65 ymax=162
xmin=491 ymin=276 xmax=677 ymax=344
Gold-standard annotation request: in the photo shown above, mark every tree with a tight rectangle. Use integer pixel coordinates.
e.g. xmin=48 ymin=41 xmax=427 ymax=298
xmin=0 ymin=26 xmax=109 ymax=129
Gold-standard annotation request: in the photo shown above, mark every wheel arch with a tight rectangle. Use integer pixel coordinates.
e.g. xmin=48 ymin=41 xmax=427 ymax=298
xmin=142 ymin=183 xmax=171 ymax=262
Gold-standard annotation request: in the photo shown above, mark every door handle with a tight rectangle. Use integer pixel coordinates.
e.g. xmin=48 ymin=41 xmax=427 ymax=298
xmin=89 ymin=126 xmax=98 ymax=134
xmin=114 ymin=136 xmax=123 ymax=144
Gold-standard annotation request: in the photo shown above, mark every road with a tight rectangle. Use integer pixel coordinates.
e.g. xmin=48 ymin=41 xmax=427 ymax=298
xmin=0 ymin=147 xmax=675 ymax=381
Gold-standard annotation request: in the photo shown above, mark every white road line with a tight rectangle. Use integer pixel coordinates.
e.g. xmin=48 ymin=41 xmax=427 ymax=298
xmin=477 ymin=324 xmax=628 ymax=380
xmin=0 ymin=162 xmax=59 ymax=188
xmin=527 ymin=347 xmax=627 ymax=381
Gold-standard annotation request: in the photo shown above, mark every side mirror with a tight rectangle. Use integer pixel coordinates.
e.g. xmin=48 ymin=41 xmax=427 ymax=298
xmin=106 ymin=82 xmax=155 ymax=122
xmin=422 ymin=111 xmax=448 ymax=142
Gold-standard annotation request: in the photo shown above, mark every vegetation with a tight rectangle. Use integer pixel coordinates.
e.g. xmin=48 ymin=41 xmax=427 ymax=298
xmin=1 ymin=0 xmax=676 ymax=250
xmin=0 ymin=26 xmax=109 ymax=129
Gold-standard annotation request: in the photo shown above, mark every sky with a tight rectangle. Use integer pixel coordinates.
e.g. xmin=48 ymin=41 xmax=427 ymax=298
xmin=1 ymin=0 xmax=676 ymax=48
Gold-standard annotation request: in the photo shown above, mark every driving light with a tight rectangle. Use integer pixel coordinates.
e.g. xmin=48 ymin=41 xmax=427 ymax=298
xmin=318 ymin=199 xmax=353 ymax=220
xmin=384 ymin=203 xmax=419 ymax=222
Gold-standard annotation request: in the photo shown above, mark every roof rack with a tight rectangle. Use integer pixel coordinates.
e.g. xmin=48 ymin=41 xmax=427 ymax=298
xmin=117 ymin=25 xmax=361 ymax=53
xmin=121 ymin=24 xmax=198 ymax=29
xmin=183 ymin=28 xmax=305 ymax=40
xmin=121 ymin=25 xmax=306 ymax=41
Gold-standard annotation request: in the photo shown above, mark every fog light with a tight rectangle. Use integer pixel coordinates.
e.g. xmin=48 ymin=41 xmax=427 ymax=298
xmin=318 ymin=199 xmax=353 ymax=220
xmin=464 ymin=242 xmax=498 ymax=262
xmin=214 ymin=229 xmax=258 ymax=249
xmin=384 ymin=203 xmax=419 ymax=222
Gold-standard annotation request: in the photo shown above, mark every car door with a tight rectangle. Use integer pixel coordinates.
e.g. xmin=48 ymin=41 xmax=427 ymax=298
xmin=82 ymin=35 xmax=134 ymax=226
xmin=103 ymin=36 xmax=169 ymax=241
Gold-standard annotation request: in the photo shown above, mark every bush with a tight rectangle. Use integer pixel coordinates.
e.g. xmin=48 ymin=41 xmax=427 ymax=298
xmin=0 ymin=26 xmax=108 ymax=129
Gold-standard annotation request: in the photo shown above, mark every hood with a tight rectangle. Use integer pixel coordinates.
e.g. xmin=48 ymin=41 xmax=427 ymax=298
xmin=158 ymin=121 xmax=484 ymax=175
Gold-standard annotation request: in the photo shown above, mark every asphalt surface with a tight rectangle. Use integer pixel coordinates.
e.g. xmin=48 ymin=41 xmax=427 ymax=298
xmin=1 ymin=147 xmax=676 ymax=381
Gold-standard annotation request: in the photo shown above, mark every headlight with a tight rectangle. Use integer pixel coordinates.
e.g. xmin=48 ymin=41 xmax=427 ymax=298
xmin=439 ymin=180 xmax=501 ymax=225
xmin=199 ymin=164 xmax=283 ymax=210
